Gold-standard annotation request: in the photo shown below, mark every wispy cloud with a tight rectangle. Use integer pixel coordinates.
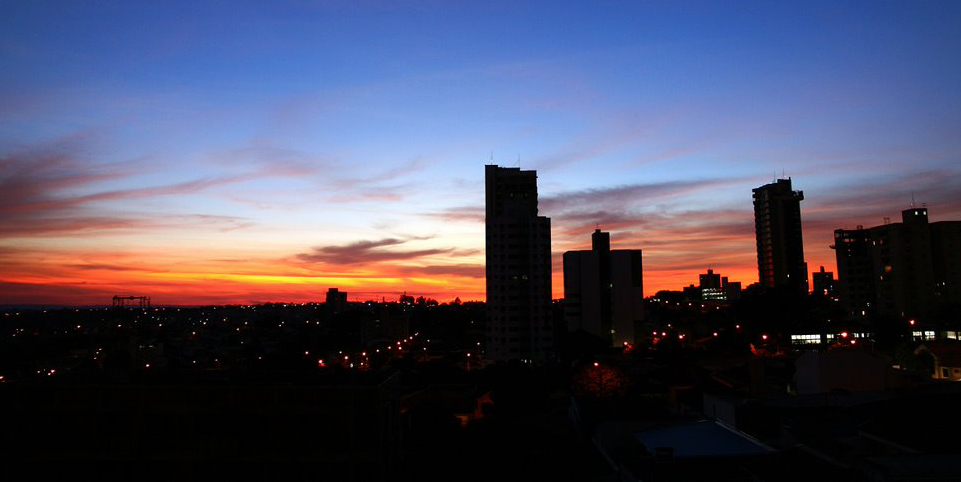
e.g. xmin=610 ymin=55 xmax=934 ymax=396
xmin=0 ymin=213 xmax=253 ymax=237
xmin=66 ymin=263 xmax=166 ymax=272
xmin=422 ymin=205 xmax=484 ymax=223
xmin=295 ymin=236 xmax=463 ymax=265
xmin=540 ymin=177 xmax=752 ymax=213
xmin=530 ymin=115 xmax=656 ymax=172
xmin=397 ymin=263 xmax=485 ymax=278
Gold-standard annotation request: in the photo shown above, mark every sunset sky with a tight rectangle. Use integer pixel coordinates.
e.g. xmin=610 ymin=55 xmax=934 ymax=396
xmin=3 ymin=1 xmax=961 ymax=305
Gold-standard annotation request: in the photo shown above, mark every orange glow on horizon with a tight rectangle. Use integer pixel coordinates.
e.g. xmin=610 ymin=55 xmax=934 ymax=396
xmin=0 ymin=252 xmax=837 ymax=305
xmin=0 ymin=233 xmax=838 ymax=305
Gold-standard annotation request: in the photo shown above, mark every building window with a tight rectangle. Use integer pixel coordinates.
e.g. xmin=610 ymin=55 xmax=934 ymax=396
xmin=941 ymin=367 xmax=950 ymax=378
xmin=790 ymin=334 xmax=821 ymax=345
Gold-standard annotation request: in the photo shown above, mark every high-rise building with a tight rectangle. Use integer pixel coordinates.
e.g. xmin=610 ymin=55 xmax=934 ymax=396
xmin=833 ymin=226 xmax=874 ymax=316
xmin=833 ymin=207 xmax=961 ymax=320
xmin=930 ymin=221 xmax=961 ymax=308
xmin=753 ymin=178 xmax=808 ymax=292
xmin=485 ymin=165 xmax=552 ymax=361
xmin=563 ymin=229 xmax=643 ymax=346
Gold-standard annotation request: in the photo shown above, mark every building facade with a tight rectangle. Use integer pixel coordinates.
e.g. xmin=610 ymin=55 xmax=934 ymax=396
xmin=485 ymin=165 xmax=553 ymax=361
xmin=563 ymin=229 xmax=643 ymax=346
xmin=833 ymin=207 xmax=961 ymax=320
xmin=326 ymin=287 xmax=348 ymax=314
xmin=753 ymin=178 xmax=808 ymax=292
xmin=833 ymin=226 xmax=874 ymax=316
xmin=811 ymin=266 xmax=837 ymax=299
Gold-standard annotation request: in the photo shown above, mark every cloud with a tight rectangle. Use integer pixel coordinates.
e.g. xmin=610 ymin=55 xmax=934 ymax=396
xmin=0 ymin=138 xmax=305 ymax=237
xmin=66 ymin=263 xmax=165 ymax=272
xmin=530 ymin=115 xmax=654 ymax=171
xmin=422 ymin=205 xmax=484 ymax=223
xmin=0 ymin=147 xmax=249 ymax=217
xmin=397 ymin=263 xmax=485 ymax=278
xmin=551 ymin=210 xmax=643 ymax=236
xmin=0 ymin=213 xmax=253 ymax=237
xmin=296 ymin=236 xmax=460 ymax=265
xmin=209 ymin=145 xmax=330 ymax=177
xmin=540 ymin=177 xmax=752 ymax=213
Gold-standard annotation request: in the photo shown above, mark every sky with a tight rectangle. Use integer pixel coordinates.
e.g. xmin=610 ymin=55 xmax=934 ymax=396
xmin=2 ymin=0 xmax=961 ymax=305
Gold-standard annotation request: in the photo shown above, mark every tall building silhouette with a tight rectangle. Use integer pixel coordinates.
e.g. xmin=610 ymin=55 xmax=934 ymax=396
xmin=698 ymin=268 xmax=741 ymax=301
xmin=833 ymin=207 xmax=961 ymax=319
xmin=811 ymin=266 xmax=837 ymax=299
xmin=563 ymin=229 xmax=643 ymax=346
xmin=833 ymin=226 xmax=873 ymax=315
xmin=325 ymin=287 xmax=348 ymax=314
xmin=753 ymin=178 xmax=808 ymax=292
xmin=485 ymin=165 xmax=552 ymax=361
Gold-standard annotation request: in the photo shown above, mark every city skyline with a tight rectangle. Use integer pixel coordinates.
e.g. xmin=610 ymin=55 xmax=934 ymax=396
xmin=3 ymin=1 xmax=961 ymax=305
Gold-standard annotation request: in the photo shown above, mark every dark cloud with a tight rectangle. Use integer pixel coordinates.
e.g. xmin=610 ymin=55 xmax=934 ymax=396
xmin=296 ymin=237 xmax=459 ymax=265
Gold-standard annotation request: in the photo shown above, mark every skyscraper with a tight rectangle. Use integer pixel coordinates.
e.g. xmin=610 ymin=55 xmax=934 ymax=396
xmin=563 ymin=229 xmax=643 ymax=346
xmin=753 ymin=178 xmax=808 ymax=292
xmin=485 ymin=165 xmax=552 ymax=361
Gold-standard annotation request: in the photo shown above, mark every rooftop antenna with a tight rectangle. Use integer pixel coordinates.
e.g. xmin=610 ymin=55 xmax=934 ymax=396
xmin=489 ymin=151 xmax=494 ymax=164
xmin=516 ymin=154 xmax=521 ymax=168
xmin=911 ymin=191 xmax=916 ymax=208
